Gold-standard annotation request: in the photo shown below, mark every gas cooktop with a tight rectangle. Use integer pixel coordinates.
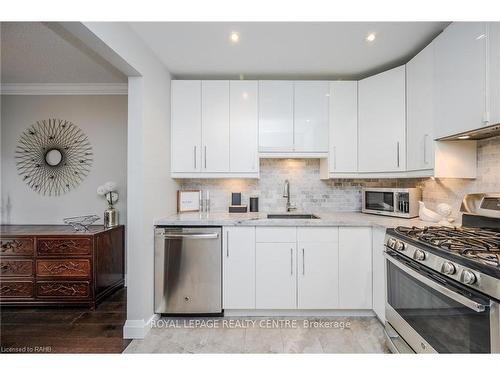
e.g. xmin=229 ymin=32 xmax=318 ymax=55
xmin=394 ymin=226 xmax=500 ymax=268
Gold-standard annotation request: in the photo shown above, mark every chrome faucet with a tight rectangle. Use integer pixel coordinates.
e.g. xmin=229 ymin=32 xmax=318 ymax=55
xmin=283 ymin=180 xmax=297 ymax=212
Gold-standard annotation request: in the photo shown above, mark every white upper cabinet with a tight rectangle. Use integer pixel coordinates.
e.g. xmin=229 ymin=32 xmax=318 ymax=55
xmin=258 ymin=81 xmax=294 ymax=152
xmin=489 ymin=22 xmax=500 ymax=125
xmin=434 ymin=22 xmax=487 ymax=139
xmin=358 ymin=66 xmax=406 ymax=172
xmin=171 ymin=80 xmax=202 ymax=173
xmin=201 ymin=81 xmax=230 ymax=172
xmin=407 ymin=42 xmax=435 ymax=171
xmin=230 ymin=81 xmax=258 ymax=173
xmin=328 ymin=81 xmax=358 ymax=173
xmin=293 ymin=81 xmax=329 ymax=152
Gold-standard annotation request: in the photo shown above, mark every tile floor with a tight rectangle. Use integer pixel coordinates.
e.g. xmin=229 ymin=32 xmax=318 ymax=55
xmin=124 ymin=317 xmax=390 ymax=354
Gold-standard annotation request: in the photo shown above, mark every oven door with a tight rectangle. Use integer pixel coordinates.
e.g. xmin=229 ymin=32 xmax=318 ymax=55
xmin=385 ymin=250 xmax=495 ymax=353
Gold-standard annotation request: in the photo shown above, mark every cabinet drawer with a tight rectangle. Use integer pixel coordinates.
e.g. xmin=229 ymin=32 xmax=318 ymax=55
xmin=37 ymin=238 xmax=92 ymax=256
xmin=0 ymin=280 xmax=34 ymax=298
xmin=0 ymin=260 xmax=34 ymax=277
xmin=297 ymin=227 xmax=338 ymax=243
xmin=0 ymin=238 xmax=34 ymax=256
xmin=36 ymin=259 xmax=91 ymax=278
xmin=256 ymin=227 xmax=296 ymax=243
xmin=36 ymin=281 xmax=90 ymax=298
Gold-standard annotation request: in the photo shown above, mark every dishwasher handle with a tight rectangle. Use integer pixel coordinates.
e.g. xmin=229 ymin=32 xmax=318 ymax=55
xmin=160 ymin=233 xmax=219 ymax=240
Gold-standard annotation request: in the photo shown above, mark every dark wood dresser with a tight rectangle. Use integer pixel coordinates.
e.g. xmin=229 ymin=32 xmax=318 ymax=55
xmin=0 ymin=225 xmax=124 ymax=309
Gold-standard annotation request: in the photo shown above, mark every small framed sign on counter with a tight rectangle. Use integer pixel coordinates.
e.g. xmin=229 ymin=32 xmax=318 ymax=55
xmin=177 ymin=190 xmax=200 ymax=213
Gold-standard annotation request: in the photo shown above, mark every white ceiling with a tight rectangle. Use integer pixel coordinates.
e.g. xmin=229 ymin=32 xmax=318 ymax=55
xmin=129 ymin=22 xmax=449 ymax=80
xmin=1 ymin=22 xmax=127 ymax=83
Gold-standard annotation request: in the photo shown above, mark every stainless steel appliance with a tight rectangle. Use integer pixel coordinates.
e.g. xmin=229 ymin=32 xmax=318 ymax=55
xmin=362 ymin=187 xmax=421 ymax=218
xmin=384 ymin=193 xmax=500 ymax=353
xmin=154 ymin=227 xmax=222 ymax=315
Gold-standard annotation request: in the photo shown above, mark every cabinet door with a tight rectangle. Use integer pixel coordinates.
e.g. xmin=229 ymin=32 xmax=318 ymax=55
xmin=201 ymin=81 xmax=230 ymax=172
xmin=358 ymin=66 xmax=406 ymax=172
xmin=256 ymin=243 xmax=296 ymax=309
xmin=407 ymin=42 xmax=435 ymax=171
xmin=223 ymin=227 xmax=255 ymax=309
xmin=489 ymin=22 xmax=500 ymax=125
xmin=434 ymin=22 xmax=487 ymax=139
xmin=230 ymin=81 xmax=258 ymax=173
xmin=294 ymin=81 xmax=329 ymax=152
xmin=258 ymin=81 xmax=294 ymax=152
xmin=329 ymin=81 xmax=358 ymax=173
xmin=298 ymin=242 xmax=339 ymax=309
xmin=372 ymin=227 xmax=386 ymax=322
xmin=171 ymin=80 xmax=201 ymax=173
xmin=338 ymin=227 xmax=372 ymax=309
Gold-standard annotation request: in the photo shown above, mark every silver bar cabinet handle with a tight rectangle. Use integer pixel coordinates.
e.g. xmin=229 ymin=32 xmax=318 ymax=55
xmin=396 ymin=141 xmax=400 ymax=167
xmin=290 ymin=248 xmax=293 ymax=275
xmin=333 ymin=146 xmax=337 ymax=170
xmin=302 ymin=248 xmax=305 ymax=275
xmin=204 ymin=146 xmax=207 ymax=169
xmin=226 ymin=231 xmax=229 ymax=257
xmin=194 ymin=146 xmax=197 ymax=169
xmin=423 ymin=134 xmax=428 ymax=164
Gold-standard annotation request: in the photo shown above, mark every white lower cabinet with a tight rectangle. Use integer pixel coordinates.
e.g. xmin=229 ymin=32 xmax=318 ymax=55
xmin=338 ymin=227 xmax=373 ymax=309
xmin=372 ymin=227 xmax=386 ymax=322
xmin=222 ymin=227 xmax=256 ymax=309
xmin=256 ymin=242 xmax=297 ymax=309
xmin=298 ymin=242 xmax=339 ymax=309
xmin=225 ymin=225 xmax=375 ymax=312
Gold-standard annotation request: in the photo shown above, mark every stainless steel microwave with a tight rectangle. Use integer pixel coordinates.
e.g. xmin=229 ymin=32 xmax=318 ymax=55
xmin=362 ymin=188 xmax=421 ymax=218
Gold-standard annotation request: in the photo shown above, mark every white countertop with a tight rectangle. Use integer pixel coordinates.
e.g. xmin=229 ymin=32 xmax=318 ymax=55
xmin=155 ymin=211 xmax=452 ymax=229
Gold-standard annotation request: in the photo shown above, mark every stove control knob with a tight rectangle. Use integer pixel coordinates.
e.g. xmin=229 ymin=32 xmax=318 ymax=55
xmin=387 ymin=238 xmax=396 ymax=249
xmin=413 ymin=249 xmax=426 ymax=261
xmin=442 ymin=262 xmax=456 ymax=275
xmin=395 ymin=241 xmax=406 ymax=251
xmin=461 ymin=270 xmax=477 ymax=285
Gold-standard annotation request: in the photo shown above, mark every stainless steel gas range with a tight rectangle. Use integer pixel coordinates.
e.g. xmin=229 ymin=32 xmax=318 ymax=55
xmin=384 ymin=193 xmax=500 ymax=353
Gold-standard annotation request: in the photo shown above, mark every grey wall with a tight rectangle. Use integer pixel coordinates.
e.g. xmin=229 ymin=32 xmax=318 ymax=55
xmin=1 ymin=94 xmax=127 ymax=224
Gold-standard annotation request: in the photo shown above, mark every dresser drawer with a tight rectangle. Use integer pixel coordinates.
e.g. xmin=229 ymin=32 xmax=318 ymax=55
xmin=37 ymin=238 xmax=92 ymax=256
xmin=36 ymin=281 xmax=90 ymax=298
xmin=0 ymin=260 xmax=34 ymax=277
xmin=36 ymin=259 xmax=91 ymax=278
xmin=0 ymin=280 xmax=34 ymax=298
xmin=0 ymin=238 xmax=34 ymax=256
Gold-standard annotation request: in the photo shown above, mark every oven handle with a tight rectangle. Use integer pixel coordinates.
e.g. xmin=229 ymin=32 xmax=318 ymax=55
xmin=385 ymin=252 xmax=487 ymax=313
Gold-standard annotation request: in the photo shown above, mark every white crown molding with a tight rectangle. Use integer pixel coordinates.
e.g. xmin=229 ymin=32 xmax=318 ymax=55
xmin=0 ymin=83 xmax=128 ymax=95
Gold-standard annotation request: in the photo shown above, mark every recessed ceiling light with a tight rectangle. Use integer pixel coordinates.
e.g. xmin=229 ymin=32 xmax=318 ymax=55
xmin=366 ymin=33 xmax=376 ymax=42
xmin=230 ymin=32 xmax=240 ymax=43
xmin=458 ymin=135 xmax=471 ymax=139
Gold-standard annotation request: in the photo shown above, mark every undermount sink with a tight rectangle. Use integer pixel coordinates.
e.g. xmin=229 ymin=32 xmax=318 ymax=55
xmin=266 ymin=214 xmax=320 ymax=219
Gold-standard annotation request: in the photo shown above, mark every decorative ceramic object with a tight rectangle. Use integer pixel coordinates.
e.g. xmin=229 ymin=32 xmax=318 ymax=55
xmin=97 ymin=181 xmax=119 ymax=228
xmin=436 ymin=203 xmax=455 ymax=224
xmin=63 ymin=215 xmax=100 ymax=232
xmin=15 ymin=119 xmax=93 ymax=196
xmin=418 ymin=201 xmax=442 ymax=223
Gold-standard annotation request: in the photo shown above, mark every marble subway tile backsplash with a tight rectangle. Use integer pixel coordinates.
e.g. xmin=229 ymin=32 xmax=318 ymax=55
xmin=179 ymin=159 xmax=422 ymax=213
xmin=421 ymin=135 xmax=500 ymax=217
xmin=178 ymin=136 xmax=500 ymax=217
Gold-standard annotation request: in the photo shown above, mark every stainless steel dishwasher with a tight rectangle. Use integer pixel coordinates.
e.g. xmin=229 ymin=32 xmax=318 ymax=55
xmin=154 ymin=227 xmax=222 ymax=314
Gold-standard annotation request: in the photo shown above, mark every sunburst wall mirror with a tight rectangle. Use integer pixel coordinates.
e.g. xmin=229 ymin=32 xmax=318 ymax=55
xmin=15 ymin=119 xmax=93 ymax=196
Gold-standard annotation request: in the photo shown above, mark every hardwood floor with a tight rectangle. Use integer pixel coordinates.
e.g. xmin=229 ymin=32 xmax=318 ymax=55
xmin=0 ymin=288 xmax=131 ymax=353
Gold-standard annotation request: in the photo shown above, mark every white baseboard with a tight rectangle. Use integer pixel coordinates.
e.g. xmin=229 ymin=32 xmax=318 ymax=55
xmin=123 ymin=314 xmax=159 ymax=339
xmin=223 ymin=309 xmax=375 ymax=317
